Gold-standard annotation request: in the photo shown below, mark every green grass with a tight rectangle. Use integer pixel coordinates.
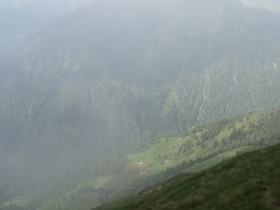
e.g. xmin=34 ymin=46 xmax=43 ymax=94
xmin=95 ymin=142 xmax=280 ymax=210
xmin=91 ymin=110 xmax=280 ymax=209
xmin=127 ymin=137 xmax=183 ymax=175
xmin=14 ymin=109 xmax=280 ymax=210
xmin=184 ymin=146 xmax=259 ymax=172
xmin=4 ymin=197 xmax=29 ymax=208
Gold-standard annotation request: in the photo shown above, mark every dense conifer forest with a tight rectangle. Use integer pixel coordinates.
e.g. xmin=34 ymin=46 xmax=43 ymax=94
xmin=1 ymin=0 xmax=280 ymax=209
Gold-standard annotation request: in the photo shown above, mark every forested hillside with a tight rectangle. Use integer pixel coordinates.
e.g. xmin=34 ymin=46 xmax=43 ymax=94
xmin=6 ymin=109 xmax=280 ymax=210
xmin=241 ymin=0 xmax=280 ymax=13
xmin=1 ymin=0 xmax=280 ymax=207
xmin=96 ymin=141 xmax=280 ymax=210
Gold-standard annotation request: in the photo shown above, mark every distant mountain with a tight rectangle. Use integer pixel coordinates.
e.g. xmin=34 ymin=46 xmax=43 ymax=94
xmin=0 ymin=0 xmax=91 ymax=57
xmin=1 ymin=0 xmax=280 ymax=203
xmin=242 ymin=0 xmax=280 ymax=13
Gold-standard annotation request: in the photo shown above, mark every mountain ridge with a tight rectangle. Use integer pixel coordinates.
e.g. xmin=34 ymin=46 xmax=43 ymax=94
xmin=7 ymin=108 xmax=280 ymax=210
xmin=1 ymin=0 xmax=280 ymax=205
xmin=95 ymin=141 xmax=280 ymax=210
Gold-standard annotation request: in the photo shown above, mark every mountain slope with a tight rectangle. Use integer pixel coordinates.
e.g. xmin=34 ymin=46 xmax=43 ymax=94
xmin=12 ymin=109 xmax=280 ymax=210
xmin=0 ymin=0 xmax=91 ymax=57
xmin=242 ymin=0 xmax=280 ymax=13
xmin=95 ymin=142 xmax=280 ymax=210
xmin=1 ymin=0 xmax=280 ymax=202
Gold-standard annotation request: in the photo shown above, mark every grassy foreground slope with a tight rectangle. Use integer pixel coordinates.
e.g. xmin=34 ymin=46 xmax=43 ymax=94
xmin=96 ymin=142 xmax=280 ymax=210
xmin=5 ymin=109 xmax=279 ymax=210
xmin=17 ymin=109 xmax=280 ymax=210
xmin=2 ymin=0 xmax=280 ymax=203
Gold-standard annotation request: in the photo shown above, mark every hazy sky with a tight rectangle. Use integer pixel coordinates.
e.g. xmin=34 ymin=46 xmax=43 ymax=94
xmin=0 ymin=0 xmax=92 ymax=56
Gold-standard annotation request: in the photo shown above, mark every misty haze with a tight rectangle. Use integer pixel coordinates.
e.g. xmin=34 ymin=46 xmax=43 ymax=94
xmin=0 ymin=0 xmax=280 ymax=209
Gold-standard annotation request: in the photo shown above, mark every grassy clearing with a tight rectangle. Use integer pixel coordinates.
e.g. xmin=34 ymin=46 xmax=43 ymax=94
xmin=185 ymin=146 xmax=259 ymax=172
xmin=96 ymin=142 xmax=280 ymax=210
xmin=92 ymin=110 xmax=280 ymax=209
xmin=127 ymin=137 xmax=183 ymax=175
xmin=18 ymin=109 xmax=280 ymax=210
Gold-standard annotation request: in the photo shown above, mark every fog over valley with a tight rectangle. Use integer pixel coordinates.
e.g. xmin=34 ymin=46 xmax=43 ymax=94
xmin=0 ymin=0 xmax=280 ymax=209
xmin=0 ymin=0 xmax=91 ymax=57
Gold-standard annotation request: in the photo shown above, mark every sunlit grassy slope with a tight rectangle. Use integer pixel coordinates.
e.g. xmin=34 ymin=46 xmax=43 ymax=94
xmin=11 ymin=109 xmax=280 ymax=210
xmin=95 ymin=142 xmax=280 ymax=210
xmin=2 ymin=0 xmax=280 ymax=205
xmin=94 ymin=109 xmax=280 ymax=189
